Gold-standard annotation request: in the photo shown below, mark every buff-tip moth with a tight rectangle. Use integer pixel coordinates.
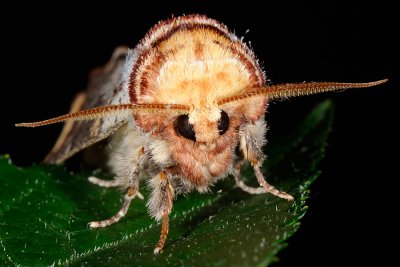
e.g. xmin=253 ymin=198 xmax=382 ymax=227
xmin=16 ymin=14 xmax=386 ymax=254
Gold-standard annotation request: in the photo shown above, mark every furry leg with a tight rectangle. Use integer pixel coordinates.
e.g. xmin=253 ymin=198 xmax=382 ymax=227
xmin=234 ymin=162 xmax=269 ymax=194
xmin=89 ymin=187 xmax=141 ymax=228
xmin=253 ymin=162 xmax=294 ymax=201
xmin=153 ymin=210 xmax=169 ymax=254
xmin=234 ymin=161 xmax=293 ymax=200
xmin=239 ymin=120 xmax=293 ymax=201
xmin=88 ymin=176 xmax=122 ymax=188
xmin=149 ymin=171 xmax=174 ymax=254
xmin=88 ymin=175 xmax=144 ymax=198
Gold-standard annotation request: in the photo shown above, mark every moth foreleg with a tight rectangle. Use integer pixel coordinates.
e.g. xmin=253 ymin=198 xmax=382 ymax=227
xmin=88 ymin=187 xmax=141 ymax=228
xmin=233 ymin=161 xmax=269 ymax=194
xmin=253 ymin=162 xmax=294 ymax=201
xmin=88 ymin=176 xmax=123 ymax=188
xmin=239 ymin=120 xmax=294 ymax=201
xmin=148 ymin=171 xmax=174 ymax=254
xmin=154 ymin=210 xmax=169 ymax=255
xmin=87 ymin=176 xmax=144 ymax=200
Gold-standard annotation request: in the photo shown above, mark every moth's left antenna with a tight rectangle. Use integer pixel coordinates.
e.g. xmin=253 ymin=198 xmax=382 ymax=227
xmin=15 ymin=103 xmax=191 ymax=127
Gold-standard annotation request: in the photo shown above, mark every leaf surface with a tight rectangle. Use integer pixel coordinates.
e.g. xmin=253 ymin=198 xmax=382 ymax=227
xmin=0 ymin=100 xmax=333 ymax=266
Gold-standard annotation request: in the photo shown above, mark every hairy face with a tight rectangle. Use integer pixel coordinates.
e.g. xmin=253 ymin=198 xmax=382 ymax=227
xmin=129 ymin=21 xmax=267 ymax=185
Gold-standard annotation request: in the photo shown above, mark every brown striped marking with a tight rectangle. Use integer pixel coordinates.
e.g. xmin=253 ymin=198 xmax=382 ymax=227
xmin=128 ymin=15 xmax=266 ymax=105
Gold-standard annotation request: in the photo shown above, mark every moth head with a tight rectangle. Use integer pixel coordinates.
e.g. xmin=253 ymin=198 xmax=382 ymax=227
xmin=174 ymin=108 xmax=229 ymax=143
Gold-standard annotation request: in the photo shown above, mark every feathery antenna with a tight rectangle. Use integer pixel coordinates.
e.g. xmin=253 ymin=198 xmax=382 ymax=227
xmin=217 ymin=79 xmax=388 ymax=105
xmin=15 ymin=103 xmax=190 ymax=128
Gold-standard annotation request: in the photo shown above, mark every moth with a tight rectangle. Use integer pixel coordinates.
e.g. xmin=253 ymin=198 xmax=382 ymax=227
xmin=16 ymin=14 xmax=386 ymax=254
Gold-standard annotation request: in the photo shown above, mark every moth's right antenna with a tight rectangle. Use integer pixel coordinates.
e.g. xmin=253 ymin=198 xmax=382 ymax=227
xmin=217 ymin=79 xmax=388 ymax=105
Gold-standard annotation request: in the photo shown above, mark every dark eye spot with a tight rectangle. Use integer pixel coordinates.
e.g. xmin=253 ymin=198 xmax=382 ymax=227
xmin=174 ymin=115 xmax=196 ymax=141
xmin=218 ymin=110 xmax=229 ymax=135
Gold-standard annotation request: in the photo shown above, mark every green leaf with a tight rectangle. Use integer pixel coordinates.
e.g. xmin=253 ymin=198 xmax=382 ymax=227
xmin=0 ymin=100 xmax=333 ymax=267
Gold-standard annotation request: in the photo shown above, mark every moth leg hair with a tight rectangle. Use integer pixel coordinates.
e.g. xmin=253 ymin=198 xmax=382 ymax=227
xmin=239 ymin=119 xmax=294 ymax=201
xmin=89 ymin=128 xmax=147 ymax=228
xmin=233 ymin=161 xmax=269 ymax=194
xmin=87 ymin=146 xmax=145 ymax=198
xmin=253 ymin=161 xmax=294 ymax=201
xmin=88 ymin=176 xmax=123 ymax=188
xmin=88 ymin=187 xmax=141 ymax=228
xmin=87 ymin=176 xmax=145 ymax=199
xmin=148 ymin=171 xmax=174 ymax=254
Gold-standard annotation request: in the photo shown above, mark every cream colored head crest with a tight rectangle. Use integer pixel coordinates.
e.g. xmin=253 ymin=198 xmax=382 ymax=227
xmin=189 ymin=104 xmax=221 ymax=124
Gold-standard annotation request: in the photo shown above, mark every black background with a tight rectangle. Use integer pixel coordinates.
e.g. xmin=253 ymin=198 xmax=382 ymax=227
xmin=2 ymin=1 xmax=397 ymax=266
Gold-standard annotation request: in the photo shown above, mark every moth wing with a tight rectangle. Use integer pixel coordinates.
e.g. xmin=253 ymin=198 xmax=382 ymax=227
xmin=44 ymin=46 xmax=130 ymax=164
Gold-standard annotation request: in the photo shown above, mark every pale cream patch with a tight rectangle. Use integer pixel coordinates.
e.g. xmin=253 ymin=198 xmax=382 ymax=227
xmin=188 ymin=104 xmax=221 ymax=124
xmin=154 ymin=59 xmax=251 ymax=108
xmin=148 ymin=138 xmax=173 ymax=166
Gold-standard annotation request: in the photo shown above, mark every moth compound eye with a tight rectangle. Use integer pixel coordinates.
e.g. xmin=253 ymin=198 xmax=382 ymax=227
xmin=174 ymin=115 xmax=196 ymax=141
xmin=218 ymin=110 xmax=229 ymax=135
